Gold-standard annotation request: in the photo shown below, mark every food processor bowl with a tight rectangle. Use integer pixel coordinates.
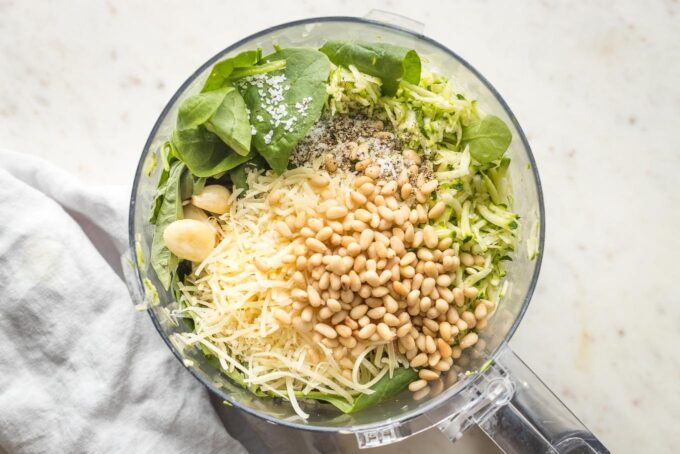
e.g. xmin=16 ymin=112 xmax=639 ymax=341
xmin=122 ymin=12 xmax=608 ymax=453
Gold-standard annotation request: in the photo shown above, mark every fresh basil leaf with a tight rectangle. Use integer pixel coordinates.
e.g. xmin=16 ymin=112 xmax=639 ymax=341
xmin=150 ymin=161 xmax=187 ymax=289
xmin=204 ymin=87 xmax=251 ymax=156
xmin=348 ymin=367 xmax=418 ymax=413
xmin=202 ymin=49 xmax=261 ymax=92
xmin=320 ymin=41 xmax=421 ymax=96
xmin=171 ymin=127 xmax=251 ymax=177
xmin=239 ymin=48 xmax=330 ymax=173
xmin=461 ymin=115 xmax=512 ymax=164
xmin=177 ymin=89 xmax=227 ymax=130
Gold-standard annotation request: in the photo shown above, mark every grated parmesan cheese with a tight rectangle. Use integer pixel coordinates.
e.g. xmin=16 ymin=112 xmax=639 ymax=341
xmin=174 ymin=161 xmax=404 ymax=419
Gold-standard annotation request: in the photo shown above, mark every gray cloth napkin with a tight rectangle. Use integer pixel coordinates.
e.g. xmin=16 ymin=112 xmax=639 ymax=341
xmin=0 ymin=150 xmax=248 ymax=454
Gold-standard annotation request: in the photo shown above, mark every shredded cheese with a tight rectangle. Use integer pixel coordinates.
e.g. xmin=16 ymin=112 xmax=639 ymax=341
xmin=174 ymin=161 xmax=401 ymax=419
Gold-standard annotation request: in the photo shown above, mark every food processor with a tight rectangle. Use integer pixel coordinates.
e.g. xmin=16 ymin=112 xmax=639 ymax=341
xmin=123 ymin=12 xmax=608 ymax=453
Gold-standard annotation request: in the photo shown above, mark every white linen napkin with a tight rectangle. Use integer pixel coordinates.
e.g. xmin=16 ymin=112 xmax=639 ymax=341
xmin=0 ymin=150 xmax=248 ymax=454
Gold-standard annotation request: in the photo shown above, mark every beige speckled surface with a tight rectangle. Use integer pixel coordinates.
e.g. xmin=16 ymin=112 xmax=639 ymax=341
xmin=1 ymin=1 xmax=679 ymax=452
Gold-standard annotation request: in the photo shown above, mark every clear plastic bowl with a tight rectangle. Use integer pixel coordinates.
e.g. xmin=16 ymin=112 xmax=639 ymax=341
xmin=123 ymin=14 xmax=607 ymax=452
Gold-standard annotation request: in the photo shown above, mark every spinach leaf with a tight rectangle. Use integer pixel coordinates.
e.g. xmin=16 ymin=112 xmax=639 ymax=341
xmin=176 ymin=89 xmax=227 ymax=130
xmin=149 ymin=142 xmax=178 ymax=224
xmin=192 ymin=176 xmax=206 ymax=195
xmin=297 ymin=367 xmax=418 ymax=414
xmin=239 ymin=48 xmax=330 ymax=173
xmin=203 ymin=87 xmax=251 ymax=156
xmin=229 ymin=60 xmax=287 ymax=81
xmin=228 ymin=164 xmax=249 ymax=191
xmin=150 ymin=161 xmax=189 ymax=289
xmin=202 ymin=49 xmax=261 ymax=92
xmin=320 ymin=41 xmax=421 ymax=96
xmin=348 ymin=367 xmax=418 ymax=413
xmin=228 ymin=155 xmax=268 ymax=191
xmin=177 ymin=86 xmax=251 ymax=156
xmin=149 ymin=166 xmax=170 ymax=225
xmin=461 ymin=115 xmax=512 ymax=164
xmin=171 ymin=126 xmax=251 ymax=177
xmin=298 ymin=391 xmax=353 ymax=413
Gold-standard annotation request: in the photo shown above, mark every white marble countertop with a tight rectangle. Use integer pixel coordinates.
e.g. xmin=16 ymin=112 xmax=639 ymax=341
xmin=2 ymin=1 xmax=679 ymax=452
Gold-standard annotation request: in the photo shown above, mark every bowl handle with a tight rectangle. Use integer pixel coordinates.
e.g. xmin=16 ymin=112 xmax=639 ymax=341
xmin=437 ymin=344 xmax=609 ymax=453
xmin=364 ymin=9 xmax=425 ymax=34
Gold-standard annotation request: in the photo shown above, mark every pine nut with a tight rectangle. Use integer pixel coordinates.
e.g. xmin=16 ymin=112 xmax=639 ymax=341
xmin=377 ymin=205 xmax=395 ymax=221
xmin=460 ymin=332 xmax=479 ymax=349
xmin=319 ymin=307 xmax=333 ymax=320
xmin=423 ymin=318 xmax=439 ymax=332
xmin=475 ymin=303 xmax=488 ymax=320
xmin=453 ymin=287 xmax=464 ymax=306
xmin=425 ymin=335 xmax=437 ymax=354
xmin=306 ymin=237 xmax=327 ymax=253
xmin=463 ymin=287 xmax=479 ymax=299
xmin=327 ymin=298 xmax=342 ymax=313
xmin=417 ymin=248 xmax=433 ymax=261
xmin=397 ymin=322 xmax=413 ymax=338
xmin=355 ymin=209 xmax=372 ymax=222
xmin=412 ymin=230 xmax=424 ymax=247
xmin=357 ymin=323 xmax=377 ymax=339
xmin=327 ymin=206 xmax=348 ymax=220
xmin=421 ymin=277 xmax=436 ymax=296
xmin=307 ymin=286 xmax=322 ymax=307
xmin=419 ymin=369 xmax=440 ymax=381
xmin=350 ymin=304 xmax=369 ymax=320
xmin=381 ymin=181 xmax=398 ymax=196
xmin=310 ymin=175 xmax=330 ymax=188
xmin=424 ymin=261 xmax=437 ymax=277
xmin=336 ymin=324 xmax=352 ymax=338
xmin=428 ymin=201 xmax=446 ymax=220
xmin=392 ymin=281 xmax=408 ymax=296
xmin=410 ymin=353 xmax=428 ymax=368
xmin=420 ymin=180 xmax=438 ymax=195
xmin=423 ymin=225 xmax=438 ymax=248
xmin=400 ymin=335 xmax=416 ymax=352
xmin=384 ymin=313 xmax=400 ymax=326
xmin=413 ymin=386 xmax=431 ymax=401
xmin=436 ymin=274 xmax=452 ymax=287
xmin=460 ymin=252 xmax=474 ymax=267
xmin=409 ymin=379 xmax=428 ymax=392
xmin=315 ymin=323 xmax=338 ymax=339
xmin=331 ymin=310 xmax=348 ymax=325
xmin=377 ymin=323 xmax=395 ymax=340
xmin=316 ymin=226 xmax=333 ymax=241
xmin=439 ymin=322 xmax=452 ymax=341
xmin=428 ymin=351 xmax=441 ymax=367
xmin=437 ymin=338 xmax=453 ymax=358
xmin=350 ymin=191 xmax=367 ymax=205
xmin=359 ymin=229 xmax=374 ymax=250
xmin=406 ymin=289 xmax=420 ymax=307
xmin=367 ymin=306 xmax=386 ymax=319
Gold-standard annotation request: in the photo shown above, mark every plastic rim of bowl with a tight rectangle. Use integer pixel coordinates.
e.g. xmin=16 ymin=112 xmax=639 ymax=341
xmin=128 ymin=15 xmax=546 ymax=434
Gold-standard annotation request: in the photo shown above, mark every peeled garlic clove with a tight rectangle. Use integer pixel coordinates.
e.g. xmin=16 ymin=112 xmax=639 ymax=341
xmin=183 ymin=204 xmax=210 ymax=224
xmin=191 ymin=185 xmax=230 ymax=214
xmin=163 ymin=219 xmax=215 ymax=262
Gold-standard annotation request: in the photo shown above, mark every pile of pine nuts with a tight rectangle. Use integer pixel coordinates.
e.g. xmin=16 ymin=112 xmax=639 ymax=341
xmin=267 ymin=155 xmax=495 ymax=401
